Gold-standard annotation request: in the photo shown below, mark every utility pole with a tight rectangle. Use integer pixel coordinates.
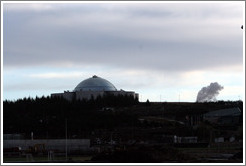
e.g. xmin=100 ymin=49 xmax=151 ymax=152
xmin=65 ymin=118 xmax=68 ymax=161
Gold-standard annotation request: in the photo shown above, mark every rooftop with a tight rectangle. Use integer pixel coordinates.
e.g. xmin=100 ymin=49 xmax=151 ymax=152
xmin=74 ymin=75 xmax=117 ymax=92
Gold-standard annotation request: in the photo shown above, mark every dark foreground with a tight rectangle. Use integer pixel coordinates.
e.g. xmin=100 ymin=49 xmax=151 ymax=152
xmin=3 ymin=98 xmax=243 ymax=163
xmin=4 ymin=142 xmax=243 ymax=163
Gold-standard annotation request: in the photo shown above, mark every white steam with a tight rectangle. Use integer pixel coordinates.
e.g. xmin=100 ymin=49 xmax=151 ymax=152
xmin=196 ymin=82 xmax=224 ymax=102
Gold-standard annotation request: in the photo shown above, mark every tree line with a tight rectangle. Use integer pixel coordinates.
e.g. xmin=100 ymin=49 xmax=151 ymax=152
xmin=3 ymin=95 xmax=139 ymax=139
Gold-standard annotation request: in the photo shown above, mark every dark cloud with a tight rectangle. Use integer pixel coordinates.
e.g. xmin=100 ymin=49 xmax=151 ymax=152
xmin=3 ymin=3 xmax=243 ymax=72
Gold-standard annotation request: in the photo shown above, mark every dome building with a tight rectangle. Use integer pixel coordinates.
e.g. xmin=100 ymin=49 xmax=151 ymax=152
xmin=51 ymin=75 xmax=138 ymax=101
xmin=74 ymin=75 xmax=117 ymax=92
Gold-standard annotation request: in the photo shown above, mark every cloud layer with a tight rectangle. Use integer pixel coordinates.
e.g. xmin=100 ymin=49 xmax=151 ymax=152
xmin=3 ymin=2 xmax=244 ymax=101
xmin=3 ymin=2 xmax=243 ymax=72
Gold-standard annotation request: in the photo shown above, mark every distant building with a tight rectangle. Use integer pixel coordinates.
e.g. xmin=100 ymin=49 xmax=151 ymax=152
xmin=3 ymin=134 xmax=25 ymax=140
xmin=3 ymin=139 xmax=91 ymax=153
xmin=203 ymin=107 xmax=241 ymax=125
xmin=51 ymin=75 xmax=139 ymax=101
xmin=174 ymin=135 xmax=198 ymax=143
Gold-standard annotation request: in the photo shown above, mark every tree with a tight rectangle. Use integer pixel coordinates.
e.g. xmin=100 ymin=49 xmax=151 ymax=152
xmin=146 ymin=99 xmax=151 ymax=107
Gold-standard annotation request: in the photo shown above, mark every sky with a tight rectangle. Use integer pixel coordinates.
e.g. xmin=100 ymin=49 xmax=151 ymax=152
xmin=2 ymin=1 xmax=245 ymax=102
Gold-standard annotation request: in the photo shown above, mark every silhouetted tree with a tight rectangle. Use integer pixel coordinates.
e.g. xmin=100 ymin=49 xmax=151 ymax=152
xmin=146 ymin=99 xmax=150 ymax=107
xmin=3 ymin=95 xmax=139 ymax=138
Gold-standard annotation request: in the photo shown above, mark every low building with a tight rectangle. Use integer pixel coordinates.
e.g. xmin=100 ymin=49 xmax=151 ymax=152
xmin=3 ymin=139 xmax=91 ymax=153
xmin=203 ymin=107 xmax=241 ymax=126
xmin=174 ymin=135 xmax=198 ymax=143
xmin=3 ymin=134 xmax=25 ymax=140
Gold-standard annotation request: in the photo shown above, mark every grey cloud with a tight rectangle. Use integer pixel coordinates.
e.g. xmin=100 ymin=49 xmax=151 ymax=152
xmin=3 ymin=3 xmax=243 ymax=72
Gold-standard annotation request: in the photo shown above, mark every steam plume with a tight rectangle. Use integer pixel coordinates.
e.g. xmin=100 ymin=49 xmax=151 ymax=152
xmin=196 ymin=82 xmax=224 ymax=102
